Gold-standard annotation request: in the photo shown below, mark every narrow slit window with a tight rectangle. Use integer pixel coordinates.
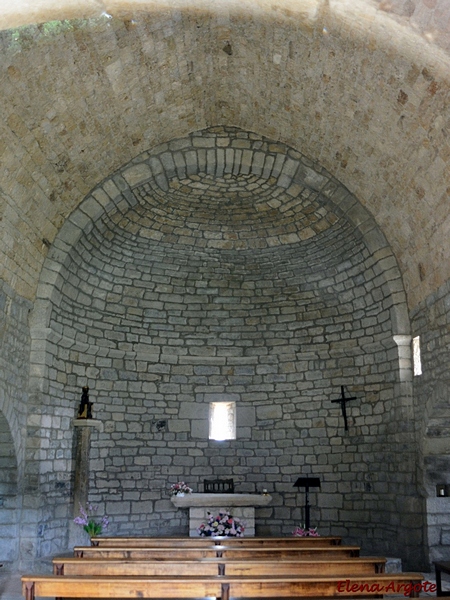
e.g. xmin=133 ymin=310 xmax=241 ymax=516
xmin=413 ymin=336 xmax=422 ymax=376
xmin=209 ymin=401 xmax=236 ymax=441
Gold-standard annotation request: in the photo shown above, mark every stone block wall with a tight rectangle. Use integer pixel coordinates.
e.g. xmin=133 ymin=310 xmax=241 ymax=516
xmin=0 ymin=412 xmax=19 ymax=565
xmin=0 ymin=280 xmax=31 ymax=568
xmin=412 ymin=280 xmax=450 ymax=568
xmin=30 ymin=127 xmax=423 ymax=568
xmin=0 ymin=4 xmax=448 ymax=574
xmin=0 ymin=9 xmax=449 ymax=318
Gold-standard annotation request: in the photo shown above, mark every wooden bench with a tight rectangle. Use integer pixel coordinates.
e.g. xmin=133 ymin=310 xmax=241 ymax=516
xmin=53 ymin=555 xmax=387 ymax=576
xmin=434 ymin=561 xmax=450 ymax=596
xmin=73 ymin=543 xmax=360 ymax=560
xmin=91 ymin=535 xmax=342 ymax=547
xmin=21 ymin=572 xmax=425 ymax=600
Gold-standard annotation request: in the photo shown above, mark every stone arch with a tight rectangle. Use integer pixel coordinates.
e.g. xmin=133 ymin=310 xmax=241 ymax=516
xmin=27 ymin=126 xmax=418 ymax=563
xmin=30 ymin=126 xmax=408 ymax=340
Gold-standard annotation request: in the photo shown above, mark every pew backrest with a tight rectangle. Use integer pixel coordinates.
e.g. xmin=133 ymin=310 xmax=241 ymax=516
xmin=73 ymin=544 xmax=360 ymax=560
xmin=53 ymin=555 xmax=387 ymax=577
xmin=90 ymin=535 xmax=342 ymax=547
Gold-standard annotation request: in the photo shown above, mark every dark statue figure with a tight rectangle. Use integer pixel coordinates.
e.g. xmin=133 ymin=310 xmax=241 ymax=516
xmin=77 ymin=386 xmax=93 ymax=419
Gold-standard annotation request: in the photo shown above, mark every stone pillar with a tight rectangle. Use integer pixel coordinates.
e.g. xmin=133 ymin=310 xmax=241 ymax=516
xmin=392 ymin=334 xmax=414 ymax=414
xmin=393 ymin=335 xmax=412 ymax=383
xmin=70 ymin=419 xmax=102 ymax=546
xmin=73 ymin=423 xmax=91 ymax=514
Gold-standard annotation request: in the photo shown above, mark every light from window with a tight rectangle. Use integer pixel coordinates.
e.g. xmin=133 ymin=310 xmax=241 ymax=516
xmin=209 ymin=401 xmax=236 ymax=441
xmin=413 ymin=336 xmax=422 ymax=376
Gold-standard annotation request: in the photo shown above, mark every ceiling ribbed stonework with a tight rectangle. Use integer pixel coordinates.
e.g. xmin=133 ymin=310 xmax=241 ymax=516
xmin=34 ymin=126 xmax=408 ymax=343
xmin=127 ymin=130 xmax=341 ymax=251
xmin=0 ymin=0 xmax=449 ymax=309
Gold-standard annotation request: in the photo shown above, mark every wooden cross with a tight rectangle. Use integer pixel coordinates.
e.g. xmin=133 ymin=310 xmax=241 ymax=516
xmin=331 ymin=386 xmax=357 ymax=431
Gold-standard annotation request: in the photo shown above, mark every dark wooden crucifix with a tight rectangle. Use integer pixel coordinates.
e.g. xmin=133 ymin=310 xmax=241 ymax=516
xmin=331 ymin=386 xmax=357 ymax=431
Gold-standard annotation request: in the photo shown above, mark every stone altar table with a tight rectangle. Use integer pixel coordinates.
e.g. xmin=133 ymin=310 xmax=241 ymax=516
xmin=170 ymin=493 xmax=272 ymax=537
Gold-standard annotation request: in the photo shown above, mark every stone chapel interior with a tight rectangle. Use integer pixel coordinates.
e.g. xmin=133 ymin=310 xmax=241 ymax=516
xmin=1 ymin=0 xmax=450 ymax=575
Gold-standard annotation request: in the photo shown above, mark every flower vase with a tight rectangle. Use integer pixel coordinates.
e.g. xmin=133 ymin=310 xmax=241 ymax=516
xmin=177 ymin=492 xmax=185 ymax=497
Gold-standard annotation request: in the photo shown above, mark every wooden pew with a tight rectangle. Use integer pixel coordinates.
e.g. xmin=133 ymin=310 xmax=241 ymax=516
xmin=21 ymin=572 xmax=425 ymax=600
xmin=73 ymin=543 xmax=360 ymax=560
xmin=91 ymin=535 xmax=342 ymax=547
xmin=53 ymin=555 xmax=387 ymax=576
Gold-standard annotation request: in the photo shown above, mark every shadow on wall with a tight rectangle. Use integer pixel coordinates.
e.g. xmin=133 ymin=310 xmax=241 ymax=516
xmin=424 ymin=379 xmax=450 ymax=565
xmin=0 ymin=411 xmax=19 ymax=567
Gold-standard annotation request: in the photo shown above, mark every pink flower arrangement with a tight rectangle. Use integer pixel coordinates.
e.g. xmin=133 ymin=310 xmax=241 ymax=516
xmin=293 ymin=526 xmax=320 ymax=537
xmin=198 ymin=510 xmax=245 ymax=537
xmin=169 ymin=481 xmax=193 ymax=496
xmin=74 ymin=503 xmax=109 ymax=538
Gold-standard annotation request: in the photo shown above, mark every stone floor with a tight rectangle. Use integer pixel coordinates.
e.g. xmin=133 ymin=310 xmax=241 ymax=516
xmin=0 ymin=572 xmax=22 ymax=600
xmin=0 ymin=569 xmax=447 ymax=600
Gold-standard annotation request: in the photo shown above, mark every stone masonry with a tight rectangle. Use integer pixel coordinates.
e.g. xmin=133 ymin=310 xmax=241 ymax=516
xmin=23 ymin=127 xmax=423 ymax=567
xmin=412 ymin=280 xmax=450 ymax=565
xmin=0 ymin=281 xmax=31 ymax=565
xmin=0 ymin=0 xmax=450 ymax=576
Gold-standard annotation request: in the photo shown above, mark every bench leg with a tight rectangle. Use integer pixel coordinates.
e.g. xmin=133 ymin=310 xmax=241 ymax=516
xmin=24 ymin=582 xmax=35 ymax=600
xmin=435 ymin=565 xmax=450 ymax=596
xmin=437 ymin=567 xmax=441 ymax=596
xmin=221 ymin=582 xmax=230 ymax=600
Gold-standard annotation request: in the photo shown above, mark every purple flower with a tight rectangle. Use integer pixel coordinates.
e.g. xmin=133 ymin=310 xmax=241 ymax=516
xmin=74 ymin=503 xmax=109 ymax=539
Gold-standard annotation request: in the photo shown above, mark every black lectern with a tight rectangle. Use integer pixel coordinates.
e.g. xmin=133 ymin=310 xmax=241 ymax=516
xmin=293 ymin=477 xmax=321 ymax=530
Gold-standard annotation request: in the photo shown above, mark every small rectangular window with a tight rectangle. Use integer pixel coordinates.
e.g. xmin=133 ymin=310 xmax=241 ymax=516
xmin=413 ymin=336 xmax=422 ymax=376
xmin=209 ymin=401 xmax=236 ymax=441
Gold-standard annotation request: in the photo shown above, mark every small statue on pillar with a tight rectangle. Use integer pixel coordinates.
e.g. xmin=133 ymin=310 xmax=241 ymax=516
xmin=77 ymin=386 xmax=93 ymax=419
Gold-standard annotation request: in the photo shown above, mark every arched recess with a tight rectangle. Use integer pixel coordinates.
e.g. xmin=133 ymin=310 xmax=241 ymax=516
xmin=27 ymin=126 xmax=422 ymax=567
xmin=31 ymin=126 xmax=409 ymax=337
xmin=0 ymin=411 xmax=19 ymax=565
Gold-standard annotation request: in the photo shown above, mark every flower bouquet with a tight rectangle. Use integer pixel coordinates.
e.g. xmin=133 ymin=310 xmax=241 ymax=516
xmin=198 ymin=510 xmax=245 ymax=537
xmin=293 ymin=525 xmax=320 ymax=537
xmin=74 ymin=503 xmax=109 ymax=539
xmin=169 ymin=481 xmax=193 ymax=496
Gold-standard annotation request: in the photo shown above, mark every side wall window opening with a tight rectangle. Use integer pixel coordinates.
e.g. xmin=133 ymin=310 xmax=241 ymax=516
xmin=413 ymin=335 xmax=422 ymax=376
xmin=209 ymin=401 xmax=236 ymax=441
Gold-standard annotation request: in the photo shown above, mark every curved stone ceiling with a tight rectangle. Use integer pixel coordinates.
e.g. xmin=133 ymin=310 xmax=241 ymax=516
xmin=32 ymin=127 xmax=408 ymax=349
xmin=1 ymin=0 xmax=449 ymax=311
xmin=2 ymin=0 xmax=450 ymax=57
xmin=92 ymin=126 xmax=363 ymax=257
xmin=61 ymin=126 xmax=364 ymax=257
xmin=130 ymin=159 xmax=339 ymax=252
